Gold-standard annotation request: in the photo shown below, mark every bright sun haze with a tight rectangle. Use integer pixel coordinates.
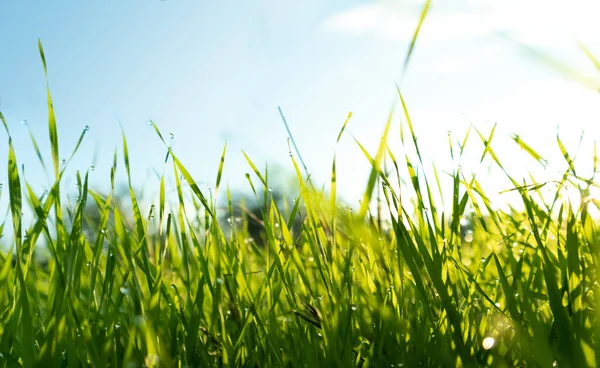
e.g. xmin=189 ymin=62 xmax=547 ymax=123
xmin=1 ymin=0 xmax=599 ymax=211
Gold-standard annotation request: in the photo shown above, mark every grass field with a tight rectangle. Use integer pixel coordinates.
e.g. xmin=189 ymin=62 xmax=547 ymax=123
xmin=2 ymin=22 xmax=600 ymax=368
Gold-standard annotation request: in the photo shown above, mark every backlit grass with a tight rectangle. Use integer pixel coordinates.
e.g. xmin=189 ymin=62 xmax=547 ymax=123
xmin=1 ymin=37 xmax=600 ymax=368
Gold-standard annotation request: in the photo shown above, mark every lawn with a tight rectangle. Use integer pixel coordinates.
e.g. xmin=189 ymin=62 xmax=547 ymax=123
xmin=1 ymin=27 xmax=600 ymax=368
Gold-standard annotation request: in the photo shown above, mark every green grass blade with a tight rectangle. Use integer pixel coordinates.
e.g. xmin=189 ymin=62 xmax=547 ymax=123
xmin=401 ymin=0 xmax=431 ymax=75
xmin=38 ymin=39 xmax=60 ymax=180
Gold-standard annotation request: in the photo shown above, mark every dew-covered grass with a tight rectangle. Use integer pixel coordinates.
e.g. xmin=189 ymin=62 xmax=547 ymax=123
xmin=1 ymin=16 xmax=600 ymax=367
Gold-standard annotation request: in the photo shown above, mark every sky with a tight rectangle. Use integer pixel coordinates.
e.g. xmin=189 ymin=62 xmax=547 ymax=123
xmin=1 ymin=0 xmax=600 ymax=221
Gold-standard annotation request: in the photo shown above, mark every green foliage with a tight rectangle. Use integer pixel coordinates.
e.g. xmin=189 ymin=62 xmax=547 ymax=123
xmin=1 ymin=41 xmax=600 ymax=368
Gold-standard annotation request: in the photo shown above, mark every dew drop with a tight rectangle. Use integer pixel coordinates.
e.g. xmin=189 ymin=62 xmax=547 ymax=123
xmin=120 ymin=286 xmax=130 ymax=295
xmin=482 ymin=336 xmax=495 ymax=350
xmin=145 ymin=354 xmax=160 ymax=366
xmin=134 ymin=315 xmax=146 ymax=326
xmin=216 ymin=277 xmax=224 ymax=284
xmin=350 ymin=305 xmax=358 ymax=311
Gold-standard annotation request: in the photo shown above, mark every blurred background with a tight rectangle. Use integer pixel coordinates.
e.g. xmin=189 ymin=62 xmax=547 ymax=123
xmin=1 ymin=0 xmax=600 ymax=219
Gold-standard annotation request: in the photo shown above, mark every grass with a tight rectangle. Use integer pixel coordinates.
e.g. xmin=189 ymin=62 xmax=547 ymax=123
xmin=1 ymin=33 xmax=600 ymax=368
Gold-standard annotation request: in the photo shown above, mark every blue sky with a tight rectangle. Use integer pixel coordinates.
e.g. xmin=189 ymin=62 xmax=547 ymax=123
xmin=1 ymin=0 xmax=600 ymax=217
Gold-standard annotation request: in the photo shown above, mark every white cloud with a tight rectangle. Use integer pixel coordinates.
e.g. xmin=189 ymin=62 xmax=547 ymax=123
xmin=323 ymin=4 xmax=496 ymax=43
xmin=322 ymin=3 xmax=414 ymax=41
xmin=323 ymin=0 xmax=600 ymax=46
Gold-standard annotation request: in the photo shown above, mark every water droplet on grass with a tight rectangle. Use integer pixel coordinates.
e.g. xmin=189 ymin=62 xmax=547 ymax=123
xmin=482 ymin=336 xmax=495 ymax=350
xmin=134 ymin=315 xmax=146 ymax=326
xmin=145 ymin=354 xmax=160 ymax=366
xmin=351 ymin=305 xmax=358 ymax=311
xmin=120 ymin=286 xmax=130 ymax=295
